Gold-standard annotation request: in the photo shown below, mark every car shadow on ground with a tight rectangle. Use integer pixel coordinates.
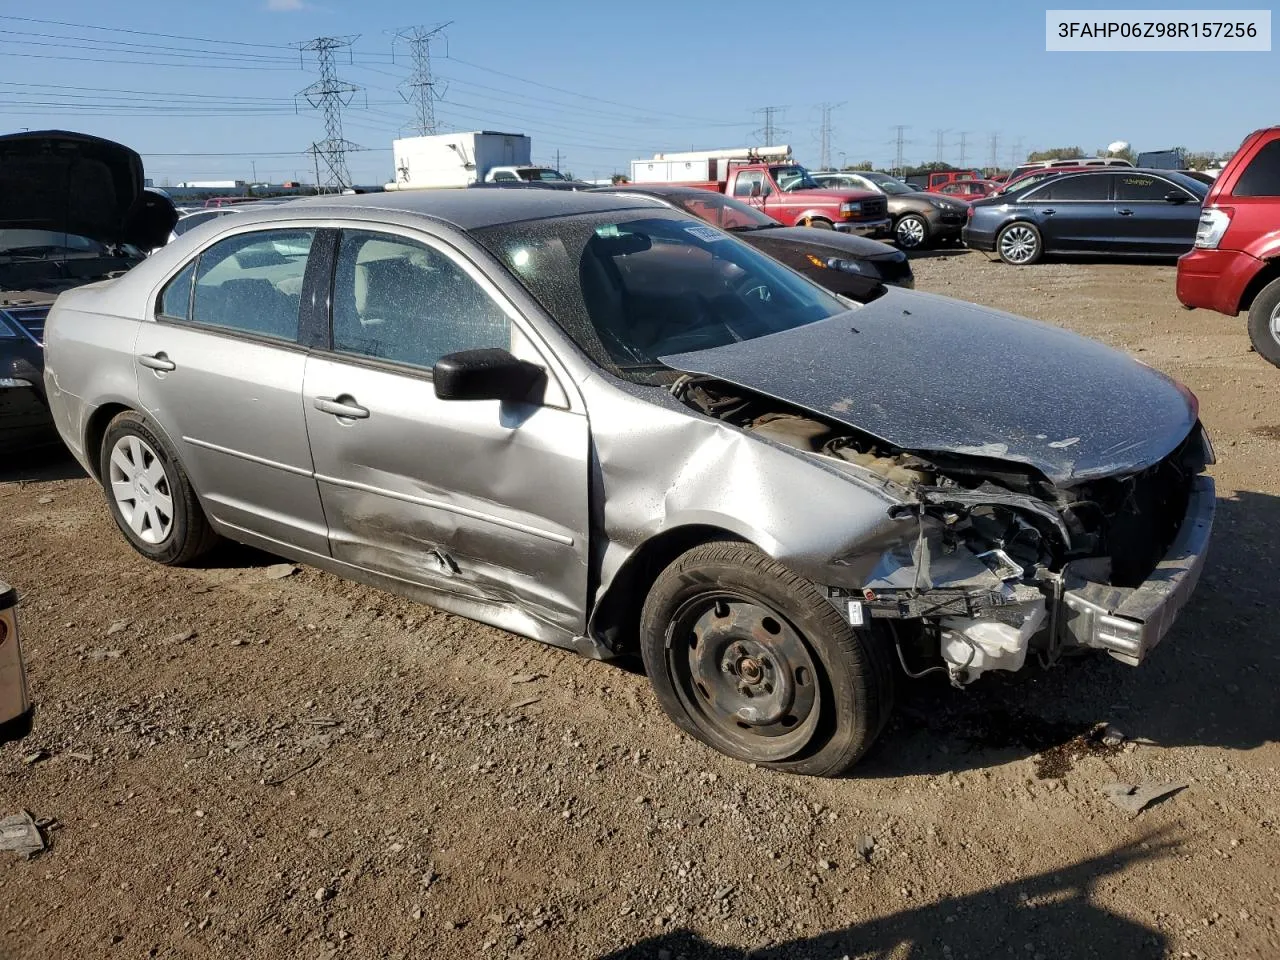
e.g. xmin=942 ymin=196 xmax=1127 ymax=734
xmin=592 ymin=832 xmax=1176 ymax=959
xmin=852 ymin=489 xmax=1280 ymax=779
xmin=904 ymin=246 xmax=970 ymax=261
xmin=0 ymin=438 xmax=86 ymax=484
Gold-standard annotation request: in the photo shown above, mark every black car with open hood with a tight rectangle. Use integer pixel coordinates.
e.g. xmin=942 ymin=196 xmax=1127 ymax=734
xmin=0 ymin=130 xmax=175 ymax=449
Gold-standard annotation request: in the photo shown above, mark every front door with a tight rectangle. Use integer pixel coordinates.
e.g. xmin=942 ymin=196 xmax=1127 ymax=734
xmin=1111 ymin=172 xmax=1202 ymax=255
xmin=301 ymin=227 xmax=591 ymax=635
xmin=135 ymin=227 xmax=329 ymax=554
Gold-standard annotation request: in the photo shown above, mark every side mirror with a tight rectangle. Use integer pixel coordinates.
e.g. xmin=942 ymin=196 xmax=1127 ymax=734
xmin=749 ymin=182 xmax=762 ymax=198
xmin=433 ymin=348 xmax=546 ymax=403
xmin=1164 ymin=190 xmax=1189 ymax=204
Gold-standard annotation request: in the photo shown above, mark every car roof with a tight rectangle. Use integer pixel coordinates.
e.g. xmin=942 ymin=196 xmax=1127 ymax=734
xmin=588 ymin=184 xmax=724 ymax=200
xmin=235 ymin=188 xmax=664 ymax=231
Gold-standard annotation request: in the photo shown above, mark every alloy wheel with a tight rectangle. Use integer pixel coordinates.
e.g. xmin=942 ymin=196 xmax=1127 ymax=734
xmin=1269 ymin=301 xmax=1280 ymax=347
xmin=108 ymin=435 xmax=175 ymax=545
xmin=896 ymin=215 xmax=927 ymax=249
xmin=999 ymin=224 xmax=1039 ymax=264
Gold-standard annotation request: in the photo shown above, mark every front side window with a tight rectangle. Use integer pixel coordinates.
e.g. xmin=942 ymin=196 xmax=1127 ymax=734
xmin=1232 ymin=139 xmax=1280 ymax=197
xmin=475 ymin=213 xmax=849 ymax=383
xmin=187 ymin=229 xmax=314 ymax=341
xmin=1114 ymin=174 xmax=1179 ymax=201
xmin=733 ymin=171 xmax=764 ymax=198
xmin=331 ymin=230 xmax=510 ymax=371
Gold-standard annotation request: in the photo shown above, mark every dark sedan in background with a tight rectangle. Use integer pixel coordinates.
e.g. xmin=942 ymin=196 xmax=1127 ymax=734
xmin=811 ymin=171 xmax=969 ymax=250
xmin=594 ymin=185 xmax=912 ymax=298
xmin=964 ymin=168 xmax=1208 ymax=265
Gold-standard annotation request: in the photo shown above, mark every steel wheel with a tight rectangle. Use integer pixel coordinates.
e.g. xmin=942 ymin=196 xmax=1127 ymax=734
xmin=895 ymin=214 xmax=928 ymax=249
xmin=666 ymin=592 xmax=822 ymax=762
xmin=997 ymin=223 xmax=1041 ymax=264
xmin=108 ymin=434 xmax=175 ymax=545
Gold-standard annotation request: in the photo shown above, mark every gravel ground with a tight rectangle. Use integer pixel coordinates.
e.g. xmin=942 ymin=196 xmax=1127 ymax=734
xmin=2 ymin=250 xmax=1279 ymax=960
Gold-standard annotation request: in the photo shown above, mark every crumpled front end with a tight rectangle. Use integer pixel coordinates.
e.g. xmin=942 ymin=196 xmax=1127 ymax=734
xmin=828 ymin=424 xmax=1215 ymax=684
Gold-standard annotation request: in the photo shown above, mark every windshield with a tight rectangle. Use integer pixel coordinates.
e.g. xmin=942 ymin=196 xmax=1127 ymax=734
xmin=474 ymin=212 xmax=848 ymax=383
xmin=669 ymin=192 xmax=778 ymax=230
xmin=519 ymin=168 xmax=570 ymax=182
xmin=865 ymin=174 xmax=915 ymax=195
xmin=769 ymin=165 xmax=821 ymax=192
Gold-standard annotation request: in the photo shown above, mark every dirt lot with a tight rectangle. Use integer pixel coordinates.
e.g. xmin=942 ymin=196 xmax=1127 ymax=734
xmin=2 ymin=251 xmax=1279 ymax=960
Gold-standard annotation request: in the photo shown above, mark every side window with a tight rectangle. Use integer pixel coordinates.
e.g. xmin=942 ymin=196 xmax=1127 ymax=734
xmin=492 ymin=171 xmax=517 ymax=182
xmin=1233 ymin=139 xmax=1280 ymax=197
xmin=189 ymin=229 xmax=314 ymax=341
xmin=733 ymin=171 xmax=764 ymax=198
xmin=331 ymin=230 xmax=510 ymax=371
xmin=158 ymin=261 xmax=197 ymax=320
xmin=1029 ymin=175 xmax=1112 ymax=201
xmin=1115 ymin=174 xmax=1179 ymax=201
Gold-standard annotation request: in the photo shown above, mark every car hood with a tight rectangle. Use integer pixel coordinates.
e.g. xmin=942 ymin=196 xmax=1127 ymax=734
xmin=660 ymin=288 xmax=1197 ymax=485
xmin=0 ymin=130 xmax=176 ymax=250
xmin=735 ymin=226 xmax=901 ymax=259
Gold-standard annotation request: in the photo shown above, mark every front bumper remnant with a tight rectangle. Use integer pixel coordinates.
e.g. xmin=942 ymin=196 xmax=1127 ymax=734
xmin=837 ymin=218 xmax=892 ymax=238
xmin=1059 ymin=475 xmax=1215 ymax=666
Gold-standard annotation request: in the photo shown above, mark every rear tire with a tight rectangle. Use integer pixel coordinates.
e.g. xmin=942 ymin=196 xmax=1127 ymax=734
xmin=639 ymin=541 xmax=894 ymax=777
xmin=1246 ymin=277 xmax=1280 ymax=368
xmin=99 ymin=411 xmax=220 ymax=565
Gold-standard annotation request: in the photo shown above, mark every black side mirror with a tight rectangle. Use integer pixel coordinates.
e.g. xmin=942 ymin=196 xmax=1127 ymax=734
xmin=750 ymin=183 xmax=762 ymax=198
xmin=433 ymin=348 xmax=546 ymax=403
xmin=1164 ymin=190 xmax=1188 ymax=204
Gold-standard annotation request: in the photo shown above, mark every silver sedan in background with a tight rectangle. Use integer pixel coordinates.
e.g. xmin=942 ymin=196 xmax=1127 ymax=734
xmin=43 ymin=190 xmax=1214 ymax=776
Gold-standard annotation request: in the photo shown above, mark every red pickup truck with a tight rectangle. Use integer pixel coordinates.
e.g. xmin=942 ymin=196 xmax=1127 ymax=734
xmin=1177 ymin=127 xmax=1280 ymax=366
xmin=641 ymin=160 xmax=891 ymax=237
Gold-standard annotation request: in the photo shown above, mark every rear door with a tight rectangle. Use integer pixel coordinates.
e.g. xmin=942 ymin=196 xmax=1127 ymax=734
xmin=301 ymin=225 xmax=591 ymax=635
xmin=134 ymin=226 xmax=330 ymax=554
xmin=1111 ymin=172 xmax=1202 ymax=255
xmin=1020 ymin=174 xmax=1116 ymax=252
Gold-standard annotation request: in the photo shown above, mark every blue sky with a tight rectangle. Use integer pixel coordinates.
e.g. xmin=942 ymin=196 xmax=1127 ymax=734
xmin=1 ymin=1 xmax=1272 ymax=185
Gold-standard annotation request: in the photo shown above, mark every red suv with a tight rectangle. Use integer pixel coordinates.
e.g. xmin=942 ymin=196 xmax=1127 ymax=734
xmin=1177 ymin=127 xmax=1280 ymax=366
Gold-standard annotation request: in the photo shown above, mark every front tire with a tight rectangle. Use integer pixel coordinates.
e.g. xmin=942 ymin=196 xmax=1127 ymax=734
xmin=1246 ymin=277 xmax=1280 ymax=368
xmin=803 ymin=217 xmax=835 ymax=230
xmin=639 ymin=542 xmax=894 ymax=777
xmin=895 ymin=214 xmax=929 ymax=250
xmin=996 ymin=222 xmax=1043 ymax=265
xmin=99 ymin=411 xmax=219 ymax=565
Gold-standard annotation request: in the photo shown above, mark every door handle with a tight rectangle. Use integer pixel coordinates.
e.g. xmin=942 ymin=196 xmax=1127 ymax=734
xmin=1117 ymin=208 xmax=1135 ymax=216
xmin=137 ymin=352 xmax=176 ymax=372
xmin=1040 ymin=208 xmax=1056 ymax=216
xmin=314 ymin=396 xmax=370 ymax=420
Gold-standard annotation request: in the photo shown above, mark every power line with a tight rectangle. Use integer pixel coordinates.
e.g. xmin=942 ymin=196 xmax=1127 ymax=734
xmin=988 ymin=132 xmax=1000 ymax=173
xmin=296 ymin=36 xmax=362 ymax=191
xmin=392 ymin=23 xmax=450 ymax=137
xmin=933 ymin=128 xmax=948 ymax=164
xmin=753 ymin=105 xmax=788 ymax=147
xmin=0 ymin=13 xmax=295 ymax=50
xmin=958 ymin=131 xmax=969 ymax=168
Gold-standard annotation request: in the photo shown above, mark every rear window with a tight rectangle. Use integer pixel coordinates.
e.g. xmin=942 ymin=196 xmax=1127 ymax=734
xmin=1232 ymin=139 xmax=1280 ymax=197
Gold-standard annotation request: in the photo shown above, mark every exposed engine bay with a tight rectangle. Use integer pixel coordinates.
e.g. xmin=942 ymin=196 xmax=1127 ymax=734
xmin=673 ymin=375 xmax=1213 ymax=685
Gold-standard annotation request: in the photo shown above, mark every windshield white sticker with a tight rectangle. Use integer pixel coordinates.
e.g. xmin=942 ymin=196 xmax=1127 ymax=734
xmin=684 ymin=224 xmax=727 ymax=243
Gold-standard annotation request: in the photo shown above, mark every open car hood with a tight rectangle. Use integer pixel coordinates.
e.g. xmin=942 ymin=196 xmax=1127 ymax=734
xmin=661 ymin=288 xmax=1198 ymax=485
xmin=0 ymin=130 xmax=176 ymax=250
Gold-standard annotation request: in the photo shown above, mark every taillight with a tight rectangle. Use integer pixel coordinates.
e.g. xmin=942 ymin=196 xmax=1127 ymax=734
xmin=967 ymin=205 xmax=975 ymax=218
xmin=1194 ymin=207 xmax=1232 ymax=249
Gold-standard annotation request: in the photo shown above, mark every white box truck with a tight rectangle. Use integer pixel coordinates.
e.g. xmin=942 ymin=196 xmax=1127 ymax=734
xmin=386 ymin=131 xmax=532 ymax=190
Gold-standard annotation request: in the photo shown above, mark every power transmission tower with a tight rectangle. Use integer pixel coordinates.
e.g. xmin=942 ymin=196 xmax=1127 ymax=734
xmin=934 ymin=129 xmax=948 ymax=164
xmin=892 ymin=125 xmax=908 ymax=177
xmin=554 ymin=149 xmax=564 ymax=172
xmin=988 ymin=132 xmax=1000 ymax=173
xmin=958 ymin=131 xmax=969 ymax=168
xmin=817 ymin=102 xmax=843 ymax=170
xmin=391 ymin=23 xmax=451 ymax=137
xmin=296 ymin=36 xmax=361 ymax=191
xmin=1009 ymin=138 xmax=1024 ymax=170
xmin=753 ymin=106 xmax=788 ymax=147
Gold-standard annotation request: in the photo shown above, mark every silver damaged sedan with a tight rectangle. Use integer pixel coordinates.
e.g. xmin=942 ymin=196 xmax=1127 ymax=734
xmin=43 ymin=190 xmax=1215 ymax=776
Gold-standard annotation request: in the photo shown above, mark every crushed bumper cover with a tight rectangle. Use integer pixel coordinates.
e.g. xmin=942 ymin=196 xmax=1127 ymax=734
xmin=837 ymin=217 xmax=892 ymax=238
xmin=1059 ymin=475 xmax=1214 ymax=666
